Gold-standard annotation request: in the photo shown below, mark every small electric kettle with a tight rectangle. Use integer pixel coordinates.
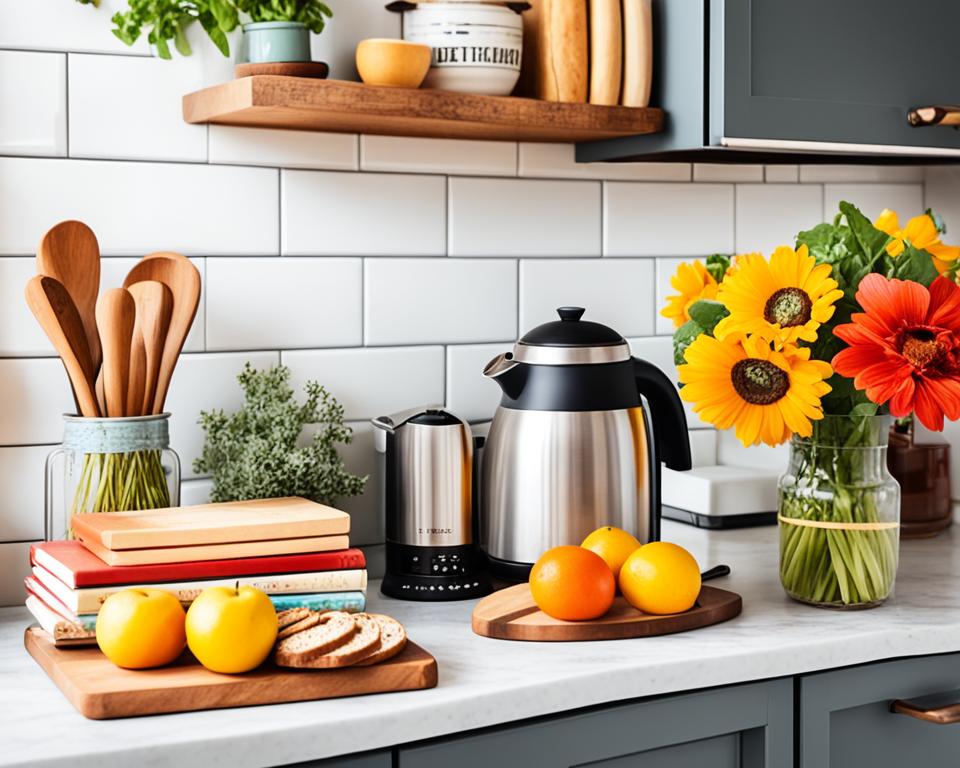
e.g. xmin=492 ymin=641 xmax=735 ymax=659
xmin=481 ymin=307 xmax=692 ymax=580
xmin=372 ymin=406 xmax=490 ymax=601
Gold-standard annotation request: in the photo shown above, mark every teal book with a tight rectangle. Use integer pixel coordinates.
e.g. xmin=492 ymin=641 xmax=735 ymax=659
xmin=269 ymin=591 xmax=365 ymax=613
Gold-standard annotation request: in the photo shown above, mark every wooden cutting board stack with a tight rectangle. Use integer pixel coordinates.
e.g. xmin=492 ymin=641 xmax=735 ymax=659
xmin=519 ymin=0 xmax=652 ymax=107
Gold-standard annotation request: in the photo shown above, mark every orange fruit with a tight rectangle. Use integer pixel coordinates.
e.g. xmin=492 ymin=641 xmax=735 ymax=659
xmin=581 ymin=526 xmax=642 ymax=579
xmin=96 ymin=588 xmax=186 ymax=669
xmin=619 ymin=542 xmax=701 ymax=615
xmin=529 ymin=545 xmax=615 ymax=621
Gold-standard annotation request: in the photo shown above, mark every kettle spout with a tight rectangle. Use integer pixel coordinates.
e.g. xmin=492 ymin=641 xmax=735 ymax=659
xmin=483 ymin=353 xmax=526 ymax=401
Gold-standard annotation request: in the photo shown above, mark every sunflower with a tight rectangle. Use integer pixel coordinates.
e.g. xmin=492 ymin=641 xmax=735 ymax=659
xmin=660 ymin=260 xmax=719 ymax=328
xmin=678 ymin=334 xmax=833 ymax=447
xmin=713 ymin=245 xmax=843 ymax=345
xmin=875 ymin=209 xmax=960 ymax=274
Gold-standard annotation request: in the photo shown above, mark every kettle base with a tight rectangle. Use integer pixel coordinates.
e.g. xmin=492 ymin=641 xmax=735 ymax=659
xmin=484 ymin=553 xmax=533 ymax=583
xmin=381 ymin=570 xmax=491 ymax=601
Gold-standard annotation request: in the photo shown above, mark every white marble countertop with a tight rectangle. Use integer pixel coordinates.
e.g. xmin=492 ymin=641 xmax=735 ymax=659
xmin=3 ymin=520 xmax=960 ymax=768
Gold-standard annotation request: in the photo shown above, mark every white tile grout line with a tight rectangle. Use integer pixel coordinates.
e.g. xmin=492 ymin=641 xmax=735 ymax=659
xmin=63 ymin=53 xmax=70 ymax=157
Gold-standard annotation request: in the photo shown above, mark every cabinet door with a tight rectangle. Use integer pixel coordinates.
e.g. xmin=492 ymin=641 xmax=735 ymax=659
xmin=800 ymin=653 xmax=960 ymax=767
xmin=719 ymin=0 xmax=960 ymax=153
xmin=281 ymin=750 xmax=391 ymax=768
xmin=399 ymin=679 xmax=791 ymax=768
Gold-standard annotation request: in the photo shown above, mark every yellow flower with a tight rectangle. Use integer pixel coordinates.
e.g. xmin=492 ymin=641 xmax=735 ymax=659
xmin=660 ymin=260 xmax=718 ymax=329
xmin=678 ymin=334 xmax=832 ymax=447
xmin=713 ymin=245 xmax=843 ymax=345
xmin=875 ymin=209 xmax=960 ymax=271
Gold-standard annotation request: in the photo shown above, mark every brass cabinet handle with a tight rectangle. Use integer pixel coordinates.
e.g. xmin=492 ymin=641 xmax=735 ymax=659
xmin=891 ymin=699 xmax=960 ymax=724
xmin=907 ymin=106 xmax=960 ymax=127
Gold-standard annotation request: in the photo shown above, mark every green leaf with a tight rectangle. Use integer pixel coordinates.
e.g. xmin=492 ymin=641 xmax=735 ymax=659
xmin=154 ymin=34 xmax=172 ymax=59
xmin=687 ymin=299 xmax=729 ymax=335
xmin=704 ymin=253 xmax=731 ymax=283
xmin=839 ymin=201 xmax=888 ymax=263
xmin=850 ymin=402 xmax=879 ymax=417
xmin=887 ymin=242 xmax=939 ymax=286
xmin=174 ymin=20 xmax=193 ymax=56
xmin=673 ymin=319 xmax=705 ymax=367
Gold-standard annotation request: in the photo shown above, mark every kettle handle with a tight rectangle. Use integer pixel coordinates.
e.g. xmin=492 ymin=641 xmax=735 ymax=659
xmin=634 ymin=359 xmax=693 ymax=542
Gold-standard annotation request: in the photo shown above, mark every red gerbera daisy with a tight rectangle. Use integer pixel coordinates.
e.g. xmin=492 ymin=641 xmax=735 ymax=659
xmin=832 ymin=273 xmax=960 ymax=430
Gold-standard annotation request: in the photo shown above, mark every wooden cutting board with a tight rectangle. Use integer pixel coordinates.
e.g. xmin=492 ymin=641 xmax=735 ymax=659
xmin=472 ymin=584 xmax=742 ymax=641
xmin=25 ymin=627 xmax=437 ymax=719
xmin=72 ymin=497 xmax=349 ymax=550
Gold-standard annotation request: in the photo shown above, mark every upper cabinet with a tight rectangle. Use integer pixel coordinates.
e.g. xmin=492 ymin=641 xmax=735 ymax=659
xmin=578 ymin=0 xmax=960 ymax=163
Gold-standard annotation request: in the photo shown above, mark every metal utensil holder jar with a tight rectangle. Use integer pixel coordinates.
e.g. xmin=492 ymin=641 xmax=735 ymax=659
xmin=45 ymin=414 xmax=181 ymax=539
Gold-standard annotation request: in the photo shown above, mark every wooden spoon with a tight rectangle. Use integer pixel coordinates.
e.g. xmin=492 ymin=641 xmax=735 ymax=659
xmin=123 ymin=256 xmax=200 ymax=414
xmin=96 ymin=288 xmax=135 ymax=418
xmin=24 ymin=275 xmax=101 ymax=418
xmin=127 ymin=281 xmax=173 ymax=417
xmin=36 ymin=221 xmax=102 ymax=372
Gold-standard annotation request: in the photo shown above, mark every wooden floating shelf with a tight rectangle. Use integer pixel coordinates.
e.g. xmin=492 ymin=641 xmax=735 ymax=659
xmin=183 ymin=76 xmax=664 ymax=143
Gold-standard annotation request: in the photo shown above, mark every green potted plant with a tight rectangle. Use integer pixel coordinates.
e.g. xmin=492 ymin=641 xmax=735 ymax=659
xmin=194 ymin=363 xmax=366 ymax=506
xmin=87 ymin=0 xmax=332 ymax=61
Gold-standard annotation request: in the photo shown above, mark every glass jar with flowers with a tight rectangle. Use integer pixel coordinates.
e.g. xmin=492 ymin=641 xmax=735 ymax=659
xmin=662 ymin=201 xmax=960 ymax=609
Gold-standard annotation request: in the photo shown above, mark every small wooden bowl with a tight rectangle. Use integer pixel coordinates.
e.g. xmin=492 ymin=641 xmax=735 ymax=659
xmin=356 ymin=39 xmax=432 ymax=88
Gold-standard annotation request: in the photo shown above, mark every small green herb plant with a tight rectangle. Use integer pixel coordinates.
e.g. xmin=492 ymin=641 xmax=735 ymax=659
xmin=81 ymin=0 xmax=332 ymax=60
xmin=194 ymin=363 xmax=366 ymax=507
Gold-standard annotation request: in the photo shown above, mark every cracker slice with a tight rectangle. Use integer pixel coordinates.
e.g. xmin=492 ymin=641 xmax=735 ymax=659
xmin=280 ymin=613 xmax=382 ymax=669
xmin=276 ymin=607 xmax=312 ymax=629
xmin=274 ymin=611 xmax=357 ymax=664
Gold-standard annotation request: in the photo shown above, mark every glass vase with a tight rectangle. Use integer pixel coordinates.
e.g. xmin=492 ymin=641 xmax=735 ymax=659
xmin=778 ymin=415 xmax=900 ymax=609
xmin=45 ymin=414 xmax=181 ymax=540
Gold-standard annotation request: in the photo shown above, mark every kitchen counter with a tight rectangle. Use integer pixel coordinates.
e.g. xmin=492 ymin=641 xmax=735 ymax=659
xmin=3 ymin=520 xmax=960 ymax=768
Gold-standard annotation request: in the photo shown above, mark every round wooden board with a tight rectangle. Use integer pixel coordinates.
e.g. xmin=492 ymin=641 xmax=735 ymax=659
xmin=471 ymin=583 xmax=742 ymax=641
xmin=234 ymin=61 xmax=329 ymax=79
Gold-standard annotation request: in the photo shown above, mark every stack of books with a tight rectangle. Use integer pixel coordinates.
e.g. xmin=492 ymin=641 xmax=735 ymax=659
xmin=24 ymin=497 xmax=367 ymax=646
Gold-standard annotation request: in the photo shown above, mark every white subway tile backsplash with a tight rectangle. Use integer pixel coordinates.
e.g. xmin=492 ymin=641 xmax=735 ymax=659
xmin=0 ymin=359 xmax=75 ymax=444
xmin=693 ymin=164 xmax=763 ymax=182
xmin=0 ymin=51 xmax=65 ymax=157
xmin=688 ymin=430 xmax=717 ymax=468
xmin=361 ymin=136 xmax=517 ymax=176
xmin=735 ymin=184 xmax=823 ymax=255
xmin=446 ymin=343 xmax=506 ymax=422
xmin=627 ymin=336 xmax=710 ymax=429
xmin=717 ymin=429 xmax=789 ymax=470
xmin=209 ymin=126 xmax=358 ymax=170
xmin=520 ymin=259 xmax=654 ymax=337
xmin=283 ymin=170 xmax=445 ymax=256
xmin=799 ymin=165 xmax=925 ymax=183
xmin=0 ymin=0 xmax=150 ymax=55
xmin=365 ymin=259 xmax=517 ymax=345
xmin=823 ymin=183 xmax=924 ymax=220
xmin=68 ymin=54 xmax=206 ymax=162
xmin=449 ymin=178 xmax=601 ymax=257
xmin=206 ymin=258 xmax=362 ymax=350
xmin=0 ymin=446 xmax=50 ymax=541
xmin=605 ymin=183 xmax=735 ymax=256
xmin=283 ymin=346 xmax=444 ymax=421
xmin=925 ymin=167 xmax=960 ymax=236
xmin=518 ymin=143 xmax=691 ymax=181
xmin=765 ymin=165 xmax=799 ymax=183
xmin=180 ymin=478 xmax=213 ymax=507
xmin=0 ymin=158 xmax=278 ymax=256
xmin=0 ymin=542 xmax=33 ymax=607
xmin=335 ymin=422 xmax=383 ymax=546
xmin=165 ymin=351 xmax=280 ymax=481
xmin=0 ymin=259 xmax=57 ymax=356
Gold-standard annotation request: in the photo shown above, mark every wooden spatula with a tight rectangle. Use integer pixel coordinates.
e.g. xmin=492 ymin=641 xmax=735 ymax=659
xmin=96 ymin=288 xmax=135 ymax=418
xmin=36 ymin=221 xmax=102 ymax=372
xmin=127 ymin=281 xmax=173 ymax=417
xmin=123 ymin=255 xmax=200 ymax=414
xmin=24 ymin=275 xmax=101 ymax=418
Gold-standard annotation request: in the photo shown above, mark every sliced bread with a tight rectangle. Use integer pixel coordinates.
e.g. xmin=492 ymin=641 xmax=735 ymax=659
xmin=280 ymin=613 xmax=382 ymax=669
xmin=277 ymin=610 xmax=321 ymax=639
xmin=276 ymin=607 xmax=312 ymax=629
xmin=274 ymin=611 xmax=357 ymax=664
xmin=354 ymin=614 xmax=407 ymax=666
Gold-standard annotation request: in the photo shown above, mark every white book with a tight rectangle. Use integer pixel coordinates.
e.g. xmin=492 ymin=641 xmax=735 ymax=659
xmin=24 ymin=594 xmax=96 ymax=644
xmin=32 ymin=565 xmax=368 ymax=614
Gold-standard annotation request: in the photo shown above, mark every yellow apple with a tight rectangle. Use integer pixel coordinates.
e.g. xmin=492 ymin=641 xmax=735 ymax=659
xmin=96 ymin=588 xmax=186 ymax=669
xmin=185 ymin=586 xmax=278 ymax=673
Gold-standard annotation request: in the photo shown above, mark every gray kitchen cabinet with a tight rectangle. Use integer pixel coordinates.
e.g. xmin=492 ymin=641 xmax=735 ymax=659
xmin=579 ymin=0 xmax=960 ymax=163
xmin=799 ymin=653 xmax=960 ymax=767
xmin=284 ymin=750 xmax=391 ymax=768
xmin=397 ymin=679 xmax=793 ymax=767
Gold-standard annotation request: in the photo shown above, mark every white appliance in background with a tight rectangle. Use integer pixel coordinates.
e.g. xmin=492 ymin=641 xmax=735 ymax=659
xmin=661 ymin=430 xmax=788 ymax=529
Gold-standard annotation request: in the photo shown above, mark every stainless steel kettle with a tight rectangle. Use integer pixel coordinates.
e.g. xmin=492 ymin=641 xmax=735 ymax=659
xmin=480 ymin=307 xmax=692 ymax=580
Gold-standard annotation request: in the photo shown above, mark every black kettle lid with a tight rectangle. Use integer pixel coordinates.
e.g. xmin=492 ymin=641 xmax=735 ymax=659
xmin=519 ymin=307 xmax=625 ymax=347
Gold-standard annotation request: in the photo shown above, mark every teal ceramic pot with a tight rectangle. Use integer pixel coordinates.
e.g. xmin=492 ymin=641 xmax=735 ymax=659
xmin=240 ymin=22 xmax=311 ymax=63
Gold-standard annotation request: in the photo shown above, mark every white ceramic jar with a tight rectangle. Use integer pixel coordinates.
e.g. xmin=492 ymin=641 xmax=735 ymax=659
xmin=402 ymin=2 xmax=523 ymax=96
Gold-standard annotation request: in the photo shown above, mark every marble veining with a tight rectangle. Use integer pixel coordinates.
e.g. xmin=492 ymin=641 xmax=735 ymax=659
xmin=3 ymin=521 xmax=960 ymax=767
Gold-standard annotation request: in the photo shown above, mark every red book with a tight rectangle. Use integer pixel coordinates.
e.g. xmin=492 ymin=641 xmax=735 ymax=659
xmin=30 ymin=540 xmax=366 ymax=589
